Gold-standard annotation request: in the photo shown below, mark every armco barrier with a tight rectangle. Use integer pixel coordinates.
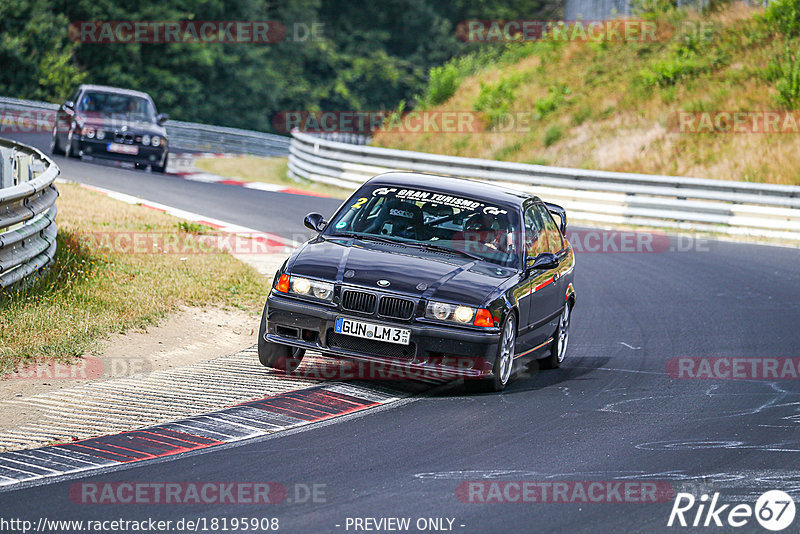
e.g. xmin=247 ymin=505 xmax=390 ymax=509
xmin=0 ymin=138 xmax=59 ymax=288
xmin=0 ymin=96 xmax=289 ymax=157
xmin=287 ymin=130 xmax=800 ymax=242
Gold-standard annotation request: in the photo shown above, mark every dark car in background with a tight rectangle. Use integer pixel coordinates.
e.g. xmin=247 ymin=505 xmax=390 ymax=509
xmin=51 ymin=84 xmax=169 ymax=172
xmin=259 ymin=172 xmax=576 ymax=392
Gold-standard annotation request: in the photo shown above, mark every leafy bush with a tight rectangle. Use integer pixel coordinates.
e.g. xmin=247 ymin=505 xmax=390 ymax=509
xmin=535 ymin=85 xmax=570 ymax=118
xmin=423 ymin=63 xmax=462 ymax=107
xmin=474 ymin=78 xmax=517 ymax=127
xmin=768 ymin=44 xmax=800 ymax=108
xmin=543 ymin=124 xmax=563 ymax=147
xmin=765 ymin=0 xmax=800 ymax=37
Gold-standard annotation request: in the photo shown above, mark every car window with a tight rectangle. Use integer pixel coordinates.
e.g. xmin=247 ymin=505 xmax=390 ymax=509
xmin=537 ymin=204 xmax=564 ymax=253
xmin=524 ymin=205 xmax=547 ymax=258
xmin=327 ymin=185 xmax=521 ymax=268
xmin=77 ymin=92 xmax=156 ymax=121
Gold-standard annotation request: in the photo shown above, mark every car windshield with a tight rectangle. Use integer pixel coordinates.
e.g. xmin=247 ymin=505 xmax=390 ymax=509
xmin=325 ymin=184 xmax=521 ymax=268
xmin=77 ymin=92 xmax=156 ymax=121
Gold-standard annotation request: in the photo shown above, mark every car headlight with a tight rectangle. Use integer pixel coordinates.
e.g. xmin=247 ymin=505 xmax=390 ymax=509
xmin=85 ymin=128 xmax=95 ymax=139
xmin=426 ymin=301 xmax=475 ymax=323
xmin=96 ymin=130 xmax=106 ymax=140
xmin=274 ymin=274 xmax=334 ymax=302
xmin=141 ymin=135 xmax=151 ymax=146
xmin=151 ymin=136 xmax=161 ymax=147
xmin=425 ymin=301 xmax=496 ymax=327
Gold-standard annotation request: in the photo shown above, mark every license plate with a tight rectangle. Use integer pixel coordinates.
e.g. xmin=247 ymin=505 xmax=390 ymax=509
xmin=335 ymin=317 xmax=410 ymax=345
xmin=107 ymin=143 xmax=138 ymax=155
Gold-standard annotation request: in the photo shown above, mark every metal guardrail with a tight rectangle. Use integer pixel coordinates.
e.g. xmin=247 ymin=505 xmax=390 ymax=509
xmin=0 ymin=96 xmax=290 ymax=157
xmin=288 ymin=130 xmax=800 ymax=242
xmin=0 ymin=138 xmax=59 ymax=288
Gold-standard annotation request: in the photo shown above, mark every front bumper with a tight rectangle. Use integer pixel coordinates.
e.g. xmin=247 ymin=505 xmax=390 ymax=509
xmin=76 ymin=137 xmax=168 ymax=166
xmin=265 ymin=294 xmax=502 ymax=379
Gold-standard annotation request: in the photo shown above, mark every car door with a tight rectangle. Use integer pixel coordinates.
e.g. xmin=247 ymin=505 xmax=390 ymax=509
xmin=535 ymin=203 xmax=568 ymax=334
xmin=520 ymin=202 xmax=563 ymax=347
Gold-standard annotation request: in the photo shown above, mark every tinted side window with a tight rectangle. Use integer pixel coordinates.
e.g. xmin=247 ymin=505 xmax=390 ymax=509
xmin=524 ymin=205 xmax=547 ymax=258
xmin=537 ymin=204 xmax=564 ymax=253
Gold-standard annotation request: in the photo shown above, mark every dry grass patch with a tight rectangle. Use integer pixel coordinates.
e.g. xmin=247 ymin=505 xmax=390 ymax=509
xmin=375 ymin=4 xmax=800 ymax=185
xmin=0 ymin=183 xmax=270 ymax=375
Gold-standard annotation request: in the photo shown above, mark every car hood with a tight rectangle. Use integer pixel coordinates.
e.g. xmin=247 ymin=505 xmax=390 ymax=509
xmin=288 ymin=238 xmax=516 ymax=306
xmin=77 ymin=114 xmax=166 ymax=136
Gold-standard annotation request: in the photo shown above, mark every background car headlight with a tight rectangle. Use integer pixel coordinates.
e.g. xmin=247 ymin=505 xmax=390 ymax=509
xmin=85 ymin=128 xmax=95 ymax=139
xmin=141 ymin=135 xmax=151 ymax=146
xmin=96 ymin=130 xmax=106 ymax=140
xmin=289 ymin=276 xmax=334 ymax=302
xmin=151 ymin=136 xmax=161 ymax=147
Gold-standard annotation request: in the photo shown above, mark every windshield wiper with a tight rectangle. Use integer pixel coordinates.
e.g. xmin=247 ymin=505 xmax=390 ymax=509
xmin=411 ymin=242 xmax=483 ymax=261
xmin=328 ymin=232 xmax=403 ymax=247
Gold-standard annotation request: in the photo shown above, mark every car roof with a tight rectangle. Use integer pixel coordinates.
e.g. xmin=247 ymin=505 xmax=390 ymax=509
xmin=366 ymin=172 xmax=539 ymax=206
xmin=78 ymin=85 xmax=152 ymax=100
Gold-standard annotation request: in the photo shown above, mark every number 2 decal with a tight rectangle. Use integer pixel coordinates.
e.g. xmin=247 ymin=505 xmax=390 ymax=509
xmin=351 ymin=197 xmax=368 ymax=209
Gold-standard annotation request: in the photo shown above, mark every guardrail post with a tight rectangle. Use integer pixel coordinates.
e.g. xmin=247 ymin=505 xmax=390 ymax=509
xmin=0 ymin=148 xmax=10 ymax=189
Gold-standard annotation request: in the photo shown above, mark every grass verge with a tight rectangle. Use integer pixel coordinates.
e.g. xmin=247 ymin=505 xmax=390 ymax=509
xmin=0 ymin=183 xmax=270 ymax=375
xmin=374 ymin=3 xmax=800 ymax=185
xmin=194 ymin=156 xmax=351 ymax=198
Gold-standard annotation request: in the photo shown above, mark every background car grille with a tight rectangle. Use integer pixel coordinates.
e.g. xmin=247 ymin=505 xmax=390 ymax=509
xmin=114 ymin=132 xmax=134 ymax=144
xmin=378 ymin=296 xmax=415 ymax=320
xmin=341 ymin=290 xmax=377 ymax=313
xmin=327 ymin=331 xmax=416 ymax=360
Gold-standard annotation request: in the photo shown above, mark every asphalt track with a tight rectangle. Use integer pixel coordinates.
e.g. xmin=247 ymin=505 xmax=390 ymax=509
xmin=2 ymin=131 xmax=800 ymax=533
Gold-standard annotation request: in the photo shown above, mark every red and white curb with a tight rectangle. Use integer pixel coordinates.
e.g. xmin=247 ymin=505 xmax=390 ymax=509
xmin=0 ymin=383 xmax=405 ymax=488
xmin=169 ymin=152 xmax=330 ymax=198
xmin=62 ymin=180 xmax=301 ymax=251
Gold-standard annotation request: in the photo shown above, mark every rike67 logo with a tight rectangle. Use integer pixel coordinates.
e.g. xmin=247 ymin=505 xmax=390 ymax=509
xmin=668 ymin=490 xmax=796 ymax=531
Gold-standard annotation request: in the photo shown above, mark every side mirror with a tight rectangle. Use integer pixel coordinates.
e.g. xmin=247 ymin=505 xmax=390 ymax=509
xmin=62 ymin=100 xmax=74 ymax=112
xmin=545 ymin=202 xmax=567 ymax=235
xmin=527 ymin=252 xmax=559 ymax=272
xmin=304 ymin=212 xmax=326 ymax=232
xmin=156 ymin=113 xmax=169 ymax=126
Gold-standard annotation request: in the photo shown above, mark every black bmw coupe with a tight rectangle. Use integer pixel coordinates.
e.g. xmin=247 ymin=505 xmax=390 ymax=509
xmin=259 ymin=172 xmax=576 ymax=391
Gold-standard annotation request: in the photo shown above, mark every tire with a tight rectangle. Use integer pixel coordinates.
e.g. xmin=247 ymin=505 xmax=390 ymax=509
xmin=540 ymin=302 xmax=571 ymax=370
xmin=468 ymin=314 xmax=516 ymax=392
xmin=50 ymin=127 xmax=64 ymax=155
xmin=64 ymin=130 xmax=79 ymax=159
xmin=257 ymin=307 xmax=305 ymax=372
xmin=152 ymin=153 xmax=168 ymax=173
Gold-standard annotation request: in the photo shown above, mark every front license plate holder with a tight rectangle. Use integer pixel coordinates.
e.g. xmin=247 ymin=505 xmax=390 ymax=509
xmin=335 ymin=317 xmax=410 ymax=345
